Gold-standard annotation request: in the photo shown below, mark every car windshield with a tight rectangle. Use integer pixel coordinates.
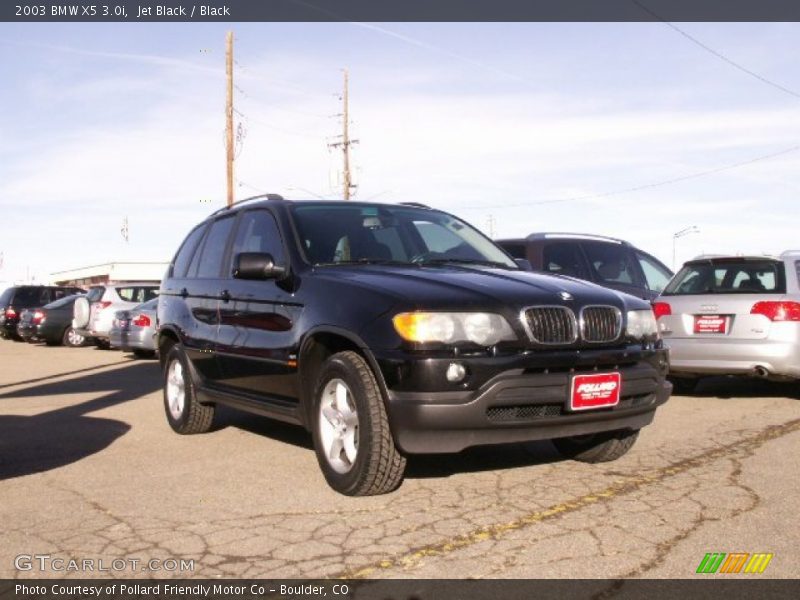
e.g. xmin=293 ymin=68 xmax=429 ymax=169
xmin=116 ymin=286 xmax=159 ymax=303
xmin=663 ymin=259 xmax=786 ymax=295
xmin=290 ymin=203 xmax=517 ymax=269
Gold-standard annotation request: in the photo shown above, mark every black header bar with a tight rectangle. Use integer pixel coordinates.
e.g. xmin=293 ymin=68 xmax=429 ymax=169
xmin=3 ymin=579 xmax=800 ymax=600
xmin=4 ymin=0 xmax=800 ymax=23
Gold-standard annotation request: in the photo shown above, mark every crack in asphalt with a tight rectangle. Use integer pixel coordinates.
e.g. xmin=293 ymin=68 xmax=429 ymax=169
xmin=336 ymin=417 xmax=800 ymax=579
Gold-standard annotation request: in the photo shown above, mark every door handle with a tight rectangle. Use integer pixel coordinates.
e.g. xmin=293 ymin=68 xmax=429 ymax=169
xmin=219 ymin=289 xmax=231 ymax=302
xmin=179 ymin=288 xmax=188 ymax=298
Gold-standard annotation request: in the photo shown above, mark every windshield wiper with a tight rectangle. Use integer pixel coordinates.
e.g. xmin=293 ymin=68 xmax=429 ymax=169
xmin=316 ymin=258 xmax=415 ymax=267
xmin=418 ymin=258 xmax=516 ymax=270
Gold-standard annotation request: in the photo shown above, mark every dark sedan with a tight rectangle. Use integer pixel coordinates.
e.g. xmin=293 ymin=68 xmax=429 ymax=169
xmin=25 ymin=295 xmax=88 ymax=347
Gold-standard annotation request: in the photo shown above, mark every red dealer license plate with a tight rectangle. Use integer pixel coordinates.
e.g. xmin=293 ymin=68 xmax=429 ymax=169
xmin=570 ymin=372 xmax=622 ymax=411
xmin=694 ymin=315 xmax=727 ymax=334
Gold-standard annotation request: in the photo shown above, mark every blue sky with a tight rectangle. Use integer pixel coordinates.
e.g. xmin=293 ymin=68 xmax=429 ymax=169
xmin=1 ymin=22 xmax=799 ymax=286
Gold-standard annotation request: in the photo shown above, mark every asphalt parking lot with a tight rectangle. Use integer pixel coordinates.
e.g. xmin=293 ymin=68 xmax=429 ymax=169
xmin=1 ymin=341 xmax=798 ymax=579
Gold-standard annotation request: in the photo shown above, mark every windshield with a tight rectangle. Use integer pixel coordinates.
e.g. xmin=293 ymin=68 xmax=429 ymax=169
xmin=663 ymin=260 xmax=786 ymax=295
xmin=290 ymin=203 xmax=516 ymax=269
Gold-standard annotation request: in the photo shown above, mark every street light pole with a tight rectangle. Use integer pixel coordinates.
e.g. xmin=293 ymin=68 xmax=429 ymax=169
xmin=672 ymin=226 xmax=700 ymax=270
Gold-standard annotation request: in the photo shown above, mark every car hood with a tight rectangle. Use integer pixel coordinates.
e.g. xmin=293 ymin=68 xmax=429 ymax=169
xmin=314 ymin=265 xmax=647 ymax=311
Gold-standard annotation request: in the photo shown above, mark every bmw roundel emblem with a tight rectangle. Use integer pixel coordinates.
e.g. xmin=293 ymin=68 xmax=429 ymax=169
xmin=559 ymin=291 xmax=573 ymax=301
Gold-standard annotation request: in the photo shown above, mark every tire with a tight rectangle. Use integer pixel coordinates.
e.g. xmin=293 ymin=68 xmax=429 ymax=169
xmin=669 ymin=376 xmax=699 ymax=395
xmin=163 ymin=344 xmax=214 ymax=434
xmin=552 ymin=428 xmax=640 ymax=463
xmin=62 ymin=326 xmax=85 ymax=347
xmin=311 ymin=351 xmax=406 ymax=496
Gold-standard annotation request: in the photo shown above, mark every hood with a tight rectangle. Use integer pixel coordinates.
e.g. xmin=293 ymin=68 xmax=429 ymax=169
xmin=313 ymin=264 xmax=648 ymax=312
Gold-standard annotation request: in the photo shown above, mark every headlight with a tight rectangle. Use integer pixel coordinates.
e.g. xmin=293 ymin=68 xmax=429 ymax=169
xmin=626 ymin=309 xmax=660 ymax=340
xmin=392 ymin=312 xmax=516 ymax=345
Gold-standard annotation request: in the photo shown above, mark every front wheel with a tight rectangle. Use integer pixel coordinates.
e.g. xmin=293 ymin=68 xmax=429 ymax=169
xmin=312 ymin=351 xmax=406 ymax=496
xmin=552 ymin=429 xmax=640 ymax=463
xmin=162 ymin=344 xmax=214 ymax=434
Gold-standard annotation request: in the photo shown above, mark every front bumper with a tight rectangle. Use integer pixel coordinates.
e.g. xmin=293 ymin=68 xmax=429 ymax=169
xmin=666 ymin=336 xmax=800 ymax=378
xmin=377 ymin=347 xmax=671 ymax=454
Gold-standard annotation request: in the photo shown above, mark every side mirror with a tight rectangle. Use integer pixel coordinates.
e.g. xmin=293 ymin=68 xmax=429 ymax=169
xmin=233 ymin=252 xmax=287 ymax=280
xmin=514 ymin=258 xmax=533 ymax=271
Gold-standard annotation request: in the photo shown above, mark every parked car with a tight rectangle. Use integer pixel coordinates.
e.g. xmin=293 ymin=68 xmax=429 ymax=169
xmin=16 ymin=308 xmax=45 ymax=343
xmin=0 ymin=285 xmax=84 ymax=340
xmin=19 ymin=294 xmax=88 ymax=347
xmin=73 ymin=283 xmax=159 ymax=348
xmin=157 ymin=196 xmax=671 ymax=496
xmin=109 ymin=297 xmax=159 ymax=358
xmin=654 ymin=252 xmax=800 ymax=392
xmin=496 ymin=233 xmax=673 ymax=301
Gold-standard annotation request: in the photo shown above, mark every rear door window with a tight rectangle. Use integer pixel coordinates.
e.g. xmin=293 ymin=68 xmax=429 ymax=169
xmin=664 ymin=260 xmax=786 ymax=295
xmin=542 ymin=243 xmax=589 ymax=278
xmin=582 ymin=242 xmax=639 ymax=286
xmin=49 ymin=288 xmax=72 ymax=301
xmin=12 ymin=287 xmax=46 ymax=306
xmin=172 ymin=224 xmax=207 ymax=278
xmin=195 ymin=216 xmax=236 ymax=278
xmin=0 ymin=288 xmax=13 ymax=306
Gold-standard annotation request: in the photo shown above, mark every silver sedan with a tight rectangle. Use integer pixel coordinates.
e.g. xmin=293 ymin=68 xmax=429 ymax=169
xmin=655 ymin=252 xmax=800 ymax=391
xmin=108 ymin=298 xmax=159 ymax=358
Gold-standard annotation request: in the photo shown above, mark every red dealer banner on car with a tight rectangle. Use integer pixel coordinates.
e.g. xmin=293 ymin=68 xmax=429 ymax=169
xmin=570 ymin=372 xmax=621 ymax=411
xmin=694 ymin=315 xmax=727 ymax=334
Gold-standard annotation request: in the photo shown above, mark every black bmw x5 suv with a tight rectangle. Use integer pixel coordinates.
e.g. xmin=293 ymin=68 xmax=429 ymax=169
xmin=158 ymin=197 xmax=671 ymax=495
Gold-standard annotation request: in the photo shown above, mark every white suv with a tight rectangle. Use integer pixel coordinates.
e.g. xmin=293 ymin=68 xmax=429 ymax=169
xmin=73 ymin=283 xmax=159 ymax=348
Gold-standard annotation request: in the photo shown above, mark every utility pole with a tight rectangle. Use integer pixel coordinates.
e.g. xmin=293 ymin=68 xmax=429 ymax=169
xmin=225 ymin=31 xmax=234 ymax=207
xmin=329 ymin=69 xmax=358 ymax=199
xmin=486 ymin=214 xmax=496 ymax=238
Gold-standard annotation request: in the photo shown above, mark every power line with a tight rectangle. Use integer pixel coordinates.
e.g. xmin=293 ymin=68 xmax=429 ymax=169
xmin=458 ymin=144 xmax=800 ymax=211
xmin=632 ymin=0 xmax=800 ymax=101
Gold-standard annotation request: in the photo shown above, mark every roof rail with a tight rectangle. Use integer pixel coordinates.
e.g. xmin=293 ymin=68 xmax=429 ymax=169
xmin=526 ymin=232 xmax=629 ymax=245
xmin=210 ymin=193 xmax=285 ymax=216
xmin=398 ymin=202 xmax=431 ymax=209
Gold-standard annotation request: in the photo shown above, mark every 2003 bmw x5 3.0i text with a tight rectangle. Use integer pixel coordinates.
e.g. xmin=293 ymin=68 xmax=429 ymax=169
xmin=157 ymin=196 xmax=672 ymax=495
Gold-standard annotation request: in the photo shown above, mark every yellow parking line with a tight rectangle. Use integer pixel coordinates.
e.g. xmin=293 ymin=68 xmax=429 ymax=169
xmin=338 ymin=418 xmax=800 ymax=579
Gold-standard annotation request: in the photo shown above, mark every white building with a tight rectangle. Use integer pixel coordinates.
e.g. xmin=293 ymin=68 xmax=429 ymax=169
xmin=50 ymin=262 xmax=169 ymax=287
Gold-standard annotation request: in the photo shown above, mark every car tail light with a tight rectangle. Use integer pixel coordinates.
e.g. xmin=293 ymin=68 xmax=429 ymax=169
xmin=652 ymin=302 xmax=672 ymax=319
xmin=32 ymin=310 xmax=45 ymax=324
xmin=750 ymin=301 xmax=800 ymax=322
xmin=133 ymin=314 xmax=151 ymax=327
xmin=96 ymin=301 xmax=113 ymax=311
xmin=4 ymin=307 xmax=16 ymax=318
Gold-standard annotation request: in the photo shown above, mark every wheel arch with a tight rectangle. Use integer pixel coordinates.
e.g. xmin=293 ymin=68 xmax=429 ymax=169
xmin=156 ymin=326 xmax=182 ymax=369
xmin=297 ymin=327 xmax=389 ymax=430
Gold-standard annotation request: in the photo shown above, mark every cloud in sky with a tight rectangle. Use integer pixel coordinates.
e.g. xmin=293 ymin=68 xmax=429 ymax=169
xmin=0 ymin=22 xmax=799 ymax=286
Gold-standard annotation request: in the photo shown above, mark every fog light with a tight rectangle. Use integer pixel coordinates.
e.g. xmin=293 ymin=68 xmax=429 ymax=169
xmin=446 ymin=362 xmax=467 ymax=383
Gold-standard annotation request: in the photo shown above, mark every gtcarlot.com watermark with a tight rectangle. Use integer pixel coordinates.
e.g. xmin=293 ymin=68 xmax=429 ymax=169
xmin=15 ymin=554 xmax=194 ymax=573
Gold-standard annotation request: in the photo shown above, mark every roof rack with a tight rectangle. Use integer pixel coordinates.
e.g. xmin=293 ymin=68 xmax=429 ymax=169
xmin=526 ymin=232 xmax=629 ymax=245
xmin=398 ymin=202 xmax=431 ymax=209
xmin=210 ymin=193 xmax=285 ymax=216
